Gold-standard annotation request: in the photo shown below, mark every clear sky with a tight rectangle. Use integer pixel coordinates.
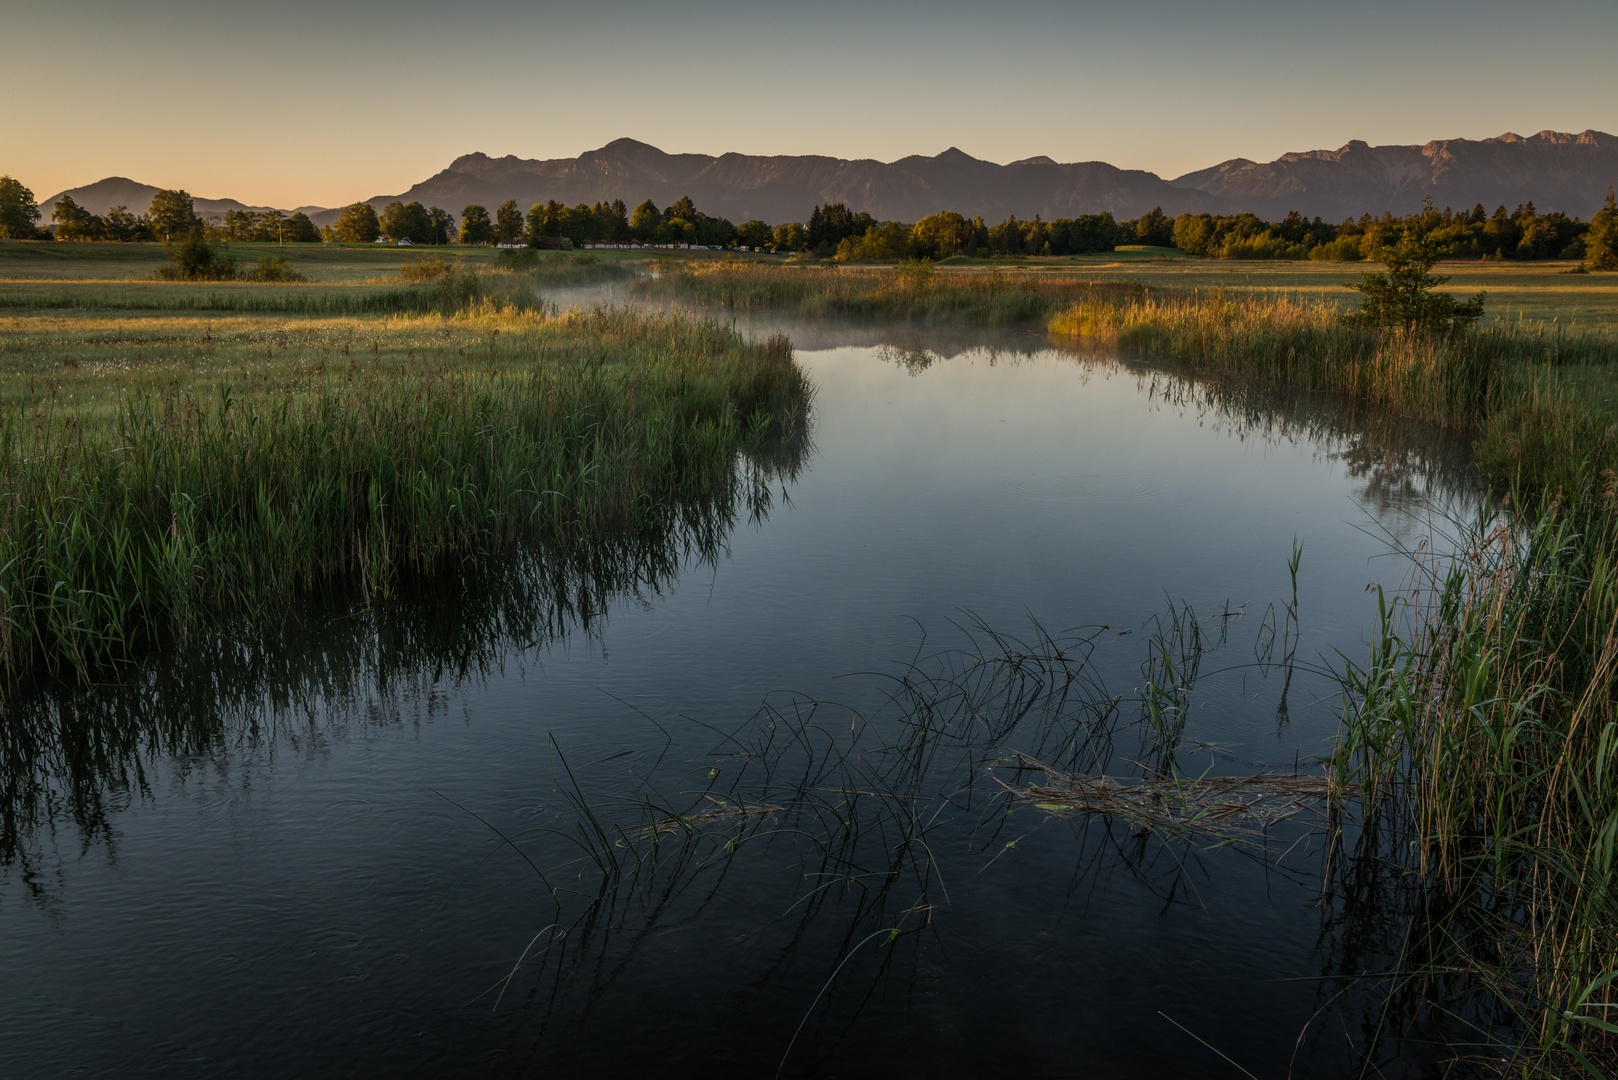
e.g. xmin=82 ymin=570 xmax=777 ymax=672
xmin=5 ymin=0 xmax=1615 ymax=209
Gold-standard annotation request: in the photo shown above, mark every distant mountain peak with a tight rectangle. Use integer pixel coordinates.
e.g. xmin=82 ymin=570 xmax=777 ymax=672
xmin=1171 ymin=129 xmax=1618 ymax=220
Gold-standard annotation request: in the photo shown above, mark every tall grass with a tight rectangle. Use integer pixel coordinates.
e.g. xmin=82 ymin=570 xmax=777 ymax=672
xmin=1048 ymin=291 xmax=1618 ymax=495
xmin=0 ymin=307 xmax=809 ymax=685
xmin=0 ymin=263 xmax=574 ymax=315
xmin=1331 ymin=497 xmax=1618 ymax=1074
xmin=639 ymin=259 xmax=1143 ymax=325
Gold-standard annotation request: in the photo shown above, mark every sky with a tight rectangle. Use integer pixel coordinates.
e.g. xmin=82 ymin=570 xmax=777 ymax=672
xmin=5 ymin=0 xmax=1616 ymax=210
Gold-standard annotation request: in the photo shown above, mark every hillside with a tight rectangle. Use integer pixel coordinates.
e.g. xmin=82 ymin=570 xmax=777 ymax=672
xmin=307 ymin=139 xmax=1241 ymax=227
xmin=1171 ymin=130 xmax=1618 ymax=221
xmin=37 ymin=177 xmax=315 ymax=223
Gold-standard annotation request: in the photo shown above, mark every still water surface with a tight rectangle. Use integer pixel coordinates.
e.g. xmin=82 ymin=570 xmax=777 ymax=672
xmin=1 ymin=324 xmax=1479 ymax=1078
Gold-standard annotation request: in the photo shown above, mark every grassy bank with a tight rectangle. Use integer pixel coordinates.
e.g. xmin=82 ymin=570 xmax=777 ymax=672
xmin=0 ymin=295 xmax=809 ymax=684
xmin=641 ymin=260 xmax=1618 ymax=495
xmin=1047 ymin=292 xmax=1618 ymax=495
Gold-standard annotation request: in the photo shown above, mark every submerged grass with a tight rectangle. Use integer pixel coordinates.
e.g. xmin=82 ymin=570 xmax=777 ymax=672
xmin=644 ymin=257 xmax=1618 ymax=1073
xmin=0 ymin=302 xmax=809 ymax=685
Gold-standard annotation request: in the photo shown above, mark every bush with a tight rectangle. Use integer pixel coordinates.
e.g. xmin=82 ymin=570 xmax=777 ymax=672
xmin=398 ymin=258 xmax=454 ymax=282
xmin=246 ymin=257 xmax=305 ymax=283
xmin=153 ymin=233 xmax=237 ymax=281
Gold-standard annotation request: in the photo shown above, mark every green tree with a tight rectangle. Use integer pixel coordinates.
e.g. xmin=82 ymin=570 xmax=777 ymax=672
xmin=148 ymin=189 xmax=202 ymax=241
xmin=459 ymin=204 xmax=493 ymax=245
xmin=912 ymin=212 xmax=970 ymax=258
xmin=333 ymin=202 xmax=381 ymax=243
xmin=103 ymin=205 xmax=146 ymax=242
xmin=379 ymin=200 xmax=432 ymax=243
xmin=772 ymin=222 xmax=808 ymax=250
xmin=629 ymin=200 xmax=661 ymax=242
xmin=0 ymin=176 xmax=42 ymax=239
xmin=283 ymin=212 xmax=320 ymax=243
xmin=526 ymin=200 xmax=564 ymax=245
xmin=1130 ymin=206 xmax=1174 ymax=247
xmin=1349 ymin=199 xmax=1485 ymax=333
xmin=736 ymin=219 xmax=773 ymax=248
xmin=426 ymin=207 xmax=454 ymax=245
xmin=1587 ymin=187 xmax=1618 ymax=272
xmin=666 ymin=195 xmax=698 ymax=223
xmin=493 ymin=200 xmax=524 ymax=244
xmin=52 ymin=195 xmax=103 ymax=241
xmin=222 ymin=208 xmax=256 ymax=241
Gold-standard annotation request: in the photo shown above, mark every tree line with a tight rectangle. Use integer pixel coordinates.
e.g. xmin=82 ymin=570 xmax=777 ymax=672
xmin=1166 ymin=200 xmax=1605 ymax=262
xmin=4 ymin=171 xmax=1616 ymax=270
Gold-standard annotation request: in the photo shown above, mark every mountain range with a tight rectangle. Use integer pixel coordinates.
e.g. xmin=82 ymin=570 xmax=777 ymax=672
xmin=39 ymin=129 xmax=1618 ymax=231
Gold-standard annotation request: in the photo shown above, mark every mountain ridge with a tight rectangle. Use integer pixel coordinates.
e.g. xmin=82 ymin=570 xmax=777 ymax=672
xmin=38 ymin=128 xmax=1618 ymax=231
xmin=1170 ymin=129 xmax=1618 ymax=220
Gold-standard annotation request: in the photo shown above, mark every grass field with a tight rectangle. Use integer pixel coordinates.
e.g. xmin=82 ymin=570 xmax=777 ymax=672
xmin=0 ymin=244 xmax=809 ymax=685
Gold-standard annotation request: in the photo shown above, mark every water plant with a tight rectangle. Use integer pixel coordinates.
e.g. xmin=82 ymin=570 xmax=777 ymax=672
xmin=1330 ymin=496 xmax=1618 ymax=1074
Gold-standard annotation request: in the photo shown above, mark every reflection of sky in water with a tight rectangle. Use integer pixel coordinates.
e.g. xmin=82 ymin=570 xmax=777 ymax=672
xmin=0 ymin=326 xmax=1483 ymax=1079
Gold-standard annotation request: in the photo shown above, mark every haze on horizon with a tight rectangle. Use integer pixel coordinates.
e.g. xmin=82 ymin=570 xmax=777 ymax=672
xmin=4 ymin=0 xmax=1615 ymax=211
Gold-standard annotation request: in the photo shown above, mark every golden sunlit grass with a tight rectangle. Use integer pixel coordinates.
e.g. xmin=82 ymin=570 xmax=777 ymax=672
xmin=0 ymin=255 xmax=809 ymax=685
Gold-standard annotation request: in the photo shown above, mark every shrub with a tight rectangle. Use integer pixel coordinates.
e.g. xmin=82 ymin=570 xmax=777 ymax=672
xmin=153 ymin=233 xmax=237 ymax=281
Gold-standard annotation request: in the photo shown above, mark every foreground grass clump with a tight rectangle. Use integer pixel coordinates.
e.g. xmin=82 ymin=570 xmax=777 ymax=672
xmin=1331 ymin=498 xmax=1618 ymax=1074
xmin=0 ymin=305 xmax=808 ymax=684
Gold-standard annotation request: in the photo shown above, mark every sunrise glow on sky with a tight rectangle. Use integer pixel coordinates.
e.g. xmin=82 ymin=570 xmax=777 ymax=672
xmin=5 ymin=0 xmax=1615 ymax=208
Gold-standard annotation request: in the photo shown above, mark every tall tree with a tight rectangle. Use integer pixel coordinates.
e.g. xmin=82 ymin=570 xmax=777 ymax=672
xmin=1587 ymin=187 xmax=1618 ymax=272
xmin=0 ymin=176 xmax=42 ymax=239
xmin=460 ymin=204 xmax=493 ymax=245
xmin=103 ymin=205 xmax=146 ymax=242
xmin=379 ymin=201 xmax=432 ymax=242
xmin=426 ymin=207 xmax=455 ymax=245
xmin=222 ymin=208 xmax=257 ymax=241
xmin=148 ymin=189 xmax=202 ymax=241
xmin=629 ymin=200 xmax=661 ymax=242
xmin=493 ymin=200 xmax=524 ymax=244
xmin=334 ymin=202 xmax=381 ymax=243
xmin=52 ymin=195 xmax=103 ymax=241
xmin=283 ymin=212 xmax=320 ymax=243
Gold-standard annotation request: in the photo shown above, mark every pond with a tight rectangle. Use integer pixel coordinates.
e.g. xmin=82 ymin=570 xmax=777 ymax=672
xmin=0 ymin=317 xmax=1482 ymax=1078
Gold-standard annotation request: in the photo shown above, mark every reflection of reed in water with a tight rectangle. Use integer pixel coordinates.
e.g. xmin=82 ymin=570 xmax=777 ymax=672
xmin=457 ymin=600 xmax=1428 ymax=1074
xmin=1135 ymin=361 xmax=1479 ymax=522
xmin=0 ymin=434 xmax=808 ymax=883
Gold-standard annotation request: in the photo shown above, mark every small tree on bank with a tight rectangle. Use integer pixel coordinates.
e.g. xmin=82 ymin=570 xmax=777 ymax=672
xmin=1348 ymin=199 xmax=1485 ymax=334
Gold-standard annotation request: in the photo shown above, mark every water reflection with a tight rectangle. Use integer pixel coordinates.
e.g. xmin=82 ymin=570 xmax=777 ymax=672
xmin=0 ymin=319 xmax=1490 ymax=1077
xmin=0 ymin=440 xmax=805 ymax=884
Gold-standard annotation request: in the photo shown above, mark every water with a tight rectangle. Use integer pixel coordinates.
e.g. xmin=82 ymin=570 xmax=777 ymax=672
xmin=0 ymin=323 xmax=1481 ymax=1078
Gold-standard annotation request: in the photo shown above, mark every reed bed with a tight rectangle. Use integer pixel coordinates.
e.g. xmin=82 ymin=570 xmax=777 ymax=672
xmin=1049 ymin=291 xmax=1618 ymax=494
xmin=1327 ymin=500 xmax=1618 ymax=1074
xmin=639 ymin=259 xmax=1145 ymax=325
xmin=0 ymin=265 xmax=544 ymax=315
xmin=0 ymin=304 xmax=809 ymax=685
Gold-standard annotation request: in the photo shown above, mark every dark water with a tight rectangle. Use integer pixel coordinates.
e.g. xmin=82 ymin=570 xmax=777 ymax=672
xmin=0 ymin=323 xmax=1483 ymax=1078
